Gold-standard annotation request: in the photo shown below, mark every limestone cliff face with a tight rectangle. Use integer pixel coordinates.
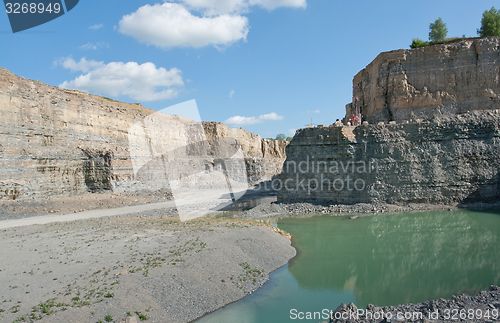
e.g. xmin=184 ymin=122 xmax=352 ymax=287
xmin=345 ymin=38 xmax=500 ymax=123
xmin=278 ymin=110 xmax=500 ymax=205
xmin=202 ymin=122 xmax=288 ymax=184
xmin=0 ymin=68 xmax=287 ymax=201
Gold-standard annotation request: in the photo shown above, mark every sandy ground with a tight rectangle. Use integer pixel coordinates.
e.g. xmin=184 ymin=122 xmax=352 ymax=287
xmin=0 ymin=214 xmax=295 ymax=323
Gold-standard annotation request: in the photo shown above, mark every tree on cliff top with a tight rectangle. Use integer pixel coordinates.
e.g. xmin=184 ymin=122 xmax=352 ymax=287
xmin=477 ymin=7 xmax=500 ymax=37
xmin=429 ymin=18 xmax=448 ymax=41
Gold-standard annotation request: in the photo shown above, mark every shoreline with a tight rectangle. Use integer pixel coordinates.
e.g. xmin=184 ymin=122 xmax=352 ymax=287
xmin=234 ymin=200 xmax=500 ymax=219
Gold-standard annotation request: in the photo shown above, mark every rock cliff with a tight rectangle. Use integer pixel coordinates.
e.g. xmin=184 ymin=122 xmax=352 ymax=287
xmin=0 ymin=68 xmax=287 ymax=201
xmin=345 ymin=37 xmax=500 ymax=123
xmin=278 ymin=110 xmax=500 ymax=205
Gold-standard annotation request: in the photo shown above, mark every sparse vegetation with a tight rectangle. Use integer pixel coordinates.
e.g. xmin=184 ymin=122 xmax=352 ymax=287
xmin=101 ymin=96 xmax=118 ymax=102
xmin=135 ymin=311 xmax=148 ymax=321
xmin=410 ymin=9 xmax=500 ymax=49
xmin=1 ymin=217 xmax=286 ymax=323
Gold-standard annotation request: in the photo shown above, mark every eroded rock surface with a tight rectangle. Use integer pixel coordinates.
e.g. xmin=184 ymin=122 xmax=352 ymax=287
xmin=345 ymin=37 xmax=500 ymax=123
xmin=0 ymin=68 xmax=287 ymax=201
xmin=278 ymin=110 xmax=500 ymax=205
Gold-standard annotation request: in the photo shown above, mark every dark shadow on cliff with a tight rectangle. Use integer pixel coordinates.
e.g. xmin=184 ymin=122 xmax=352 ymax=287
xmin=216 ymin=180 xmax=279 ymax=211
xmin=460 ymin=171 xmax=500 ymax=205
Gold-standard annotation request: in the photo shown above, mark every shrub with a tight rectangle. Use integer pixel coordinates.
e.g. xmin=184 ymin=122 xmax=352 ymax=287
xmin=410 ymin=38 xmax=429 ymax=48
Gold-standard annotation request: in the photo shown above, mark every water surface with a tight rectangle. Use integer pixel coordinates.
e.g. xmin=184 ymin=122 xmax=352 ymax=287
xmin=195 ymin=209 xmax=500 ymax=322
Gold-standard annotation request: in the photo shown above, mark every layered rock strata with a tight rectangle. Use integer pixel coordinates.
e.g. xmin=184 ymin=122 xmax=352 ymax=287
xmin=278 ymin=111 xmax=500 ymax=205
xmin=0 ymin=68 xmax=287 ymax=201
xmin=345 ymin=37 xmax=500 ymax=123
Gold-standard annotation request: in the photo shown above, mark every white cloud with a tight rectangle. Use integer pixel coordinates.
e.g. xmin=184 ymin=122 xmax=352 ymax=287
xmin=79 ymin=42 xmax=110 ymax=50
xmin=225 ymin=116 xmax=260 ymax=125
xmin=229 ymin=89 xmax=235 ymax=98
xmin=180 ymin=0 xmax=306 ymax=15
xmin=313 ymin=109 xmax=320 ymax=113
xmin=58 ymin=57 xmax=183 ymax=102
xmin=260 ymin=112 xmax=284 ymax=121
xmin=89 ymin=23 xmax=104 ymax=30
xmin=224 ymin=112 xmax=284 ymax=126
xmin=59 ymin=57 xmax=104 ymax=73
xmin=288 ymin=128 xmax=296 ymax=135
xmin=118 ymin=3 xmax=249 ymax=49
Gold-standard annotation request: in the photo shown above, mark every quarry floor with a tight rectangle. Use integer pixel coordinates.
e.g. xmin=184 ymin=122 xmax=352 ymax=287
xmin=1 ymin=191 xmax=499 ymax=323
xmin=0 ymin=213 xmax=295 ymax=323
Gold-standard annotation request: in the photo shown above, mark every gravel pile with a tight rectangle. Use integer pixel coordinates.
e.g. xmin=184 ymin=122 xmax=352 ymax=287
xmin=329 ymin=286 xmax=500 ymax=323
xmin=235 ymin=201 xmax=500 ymax=219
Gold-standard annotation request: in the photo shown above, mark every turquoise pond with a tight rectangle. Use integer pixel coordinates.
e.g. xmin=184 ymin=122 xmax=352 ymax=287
xmin=195 ymin=209 xmax=500 ymax=323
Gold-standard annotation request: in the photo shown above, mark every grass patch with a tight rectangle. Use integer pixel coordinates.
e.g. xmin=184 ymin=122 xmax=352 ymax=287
xmin=410 ymin=36 xmax=482 ymax=49
xmin=101 ymin=96 xmax=119 ymax=102
xmin=135 ymin=311 xmax=148 ymax=321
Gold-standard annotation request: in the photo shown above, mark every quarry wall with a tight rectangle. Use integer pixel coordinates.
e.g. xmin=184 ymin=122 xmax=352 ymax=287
xmin=0 ymin=68 xmax=287 ymax=201
xmin=345 ymin=37 xmax=500 ymax=124
xmin=278 ymin=111 xmax=500 ymax=205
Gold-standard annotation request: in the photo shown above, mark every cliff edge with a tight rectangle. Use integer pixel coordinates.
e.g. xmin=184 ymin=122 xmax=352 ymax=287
xmin=345 ymin=37 xmax=500 ymax=123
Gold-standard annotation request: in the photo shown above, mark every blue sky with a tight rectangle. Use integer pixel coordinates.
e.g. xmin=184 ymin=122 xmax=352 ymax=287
xmin=1 ymin=0 xmax=498 ymax=138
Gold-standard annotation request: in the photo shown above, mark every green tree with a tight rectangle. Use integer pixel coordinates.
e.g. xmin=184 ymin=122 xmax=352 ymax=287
xmin=286 ymin=136 xmax=293 ymax=141
xmin=275 ymin=133 xmax=286 ymax=141
xmin=477 ymin=7 xmax=500 ymax=37
xmin=429 ymin=18 xmax=448 ymax=41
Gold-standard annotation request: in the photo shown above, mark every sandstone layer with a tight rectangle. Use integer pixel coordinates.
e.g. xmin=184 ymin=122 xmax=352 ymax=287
xmin=278 ymin=110 xmax=500 ymax=205
xmin=0 ymin=68 xmax=287 ymax=201
xmin=345 ymin=37 xmax=500 ymax=123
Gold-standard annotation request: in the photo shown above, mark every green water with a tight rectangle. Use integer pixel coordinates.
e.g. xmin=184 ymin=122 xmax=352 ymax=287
xmin=195 ymin=209 xmax=500 ymax=323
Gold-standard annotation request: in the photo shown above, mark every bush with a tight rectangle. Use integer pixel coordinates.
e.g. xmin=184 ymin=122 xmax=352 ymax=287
xmin=410 ymin=38 xmax=429 ymax=48
xmin=477 ymin=7 xmax=500 ymax=37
